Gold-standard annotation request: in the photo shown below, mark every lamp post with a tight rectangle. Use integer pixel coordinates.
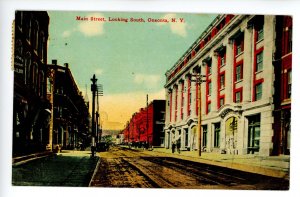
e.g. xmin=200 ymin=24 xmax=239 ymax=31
xmin=90 ymin=74 xmax=97 ymax=157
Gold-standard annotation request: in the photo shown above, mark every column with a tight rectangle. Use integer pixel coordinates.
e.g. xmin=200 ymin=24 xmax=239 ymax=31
xmin=243 ymin=25 xmax=253 ymax=103
xmin=225 ymin=40 xmax=233 ymax=103
xmin=211 ymin=53 xmax=218 ymax=111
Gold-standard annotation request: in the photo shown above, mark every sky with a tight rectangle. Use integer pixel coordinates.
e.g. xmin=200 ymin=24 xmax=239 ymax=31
xmin=47 ymin=11 xmax=217 ymax=130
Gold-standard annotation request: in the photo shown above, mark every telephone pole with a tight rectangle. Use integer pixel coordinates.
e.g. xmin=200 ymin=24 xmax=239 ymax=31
xmin=192 ymin=67 xmax=206 ymax=156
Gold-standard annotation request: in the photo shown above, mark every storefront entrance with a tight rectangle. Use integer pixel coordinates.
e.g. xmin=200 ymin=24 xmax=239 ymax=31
xmin=225 ymin=117 xmax=238 ymax=154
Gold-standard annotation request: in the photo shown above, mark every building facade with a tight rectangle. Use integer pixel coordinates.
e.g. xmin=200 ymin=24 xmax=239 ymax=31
xmin=13 ymin=11 xmax=51 ymax=156
xmin=164 ymin=15 xmax=292 ymax=156
xmin=47 ymin=60 xmax=90 ymax=150
xmin=123 ymin=100 xmax=166 ymax=147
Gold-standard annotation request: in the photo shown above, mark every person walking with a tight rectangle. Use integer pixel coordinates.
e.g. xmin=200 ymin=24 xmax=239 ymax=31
xmin=176 ymin=139 xmax=181 ymax=154
xmin=171 ymin=141 xmax=176 ymax=153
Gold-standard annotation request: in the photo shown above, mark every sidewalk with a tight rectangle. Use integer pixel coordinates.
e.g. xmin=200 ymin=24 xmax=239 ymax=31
xmin=12 ymin=151 xmax=55 ymax=166
xmin=140 ymin=147 xmax=290 ymax=179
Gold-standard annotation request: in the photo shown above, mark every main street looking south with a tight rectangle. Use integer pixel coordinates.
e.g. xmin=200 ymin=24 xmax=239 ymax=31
xmin=13 ymin=146 xmax=289 ymax=189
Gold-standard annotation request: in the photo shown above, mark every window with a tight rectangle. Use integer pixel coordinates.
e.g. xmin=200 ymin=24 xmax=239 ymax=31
xmin=175 ymin=87 xmax=178 ymax=121
xmin=207 ymin=64 xmax=212 ymax=75
xmin=187 ymin=78 xmax=191 ymax=116
xmin=208 ymin=81 xmax=212 ymax=95
xmin=256 ymin=25 xmax=264 ymax=42
xmin=185 ymin=129 xmax=189 ymax=147
xmin=202 ymin=125 xmax=208 ymax=147
xmin=169 ymin=91 xmax=172 ymax=122
xmin=287 ymin=70 xmax=292 ymax=99
xmin=206 ymin=58 xmax=212 ymax=75
xmin=248 ymin=114 xmax=261 ymax=154
xmin=220 ymin=97 xmax=224 ymax=107
xmin=256 ymin=51 xmax=263 ymax=72
xmin=236 ymin=64 xmax=243 ymax=81
xmin=255 ymin=83 xmax=263 ymax=101
xmin=235 ymin=91 xmax=241 ymax=103
xmin=220 ymin=74 xmax=225 ymax=89
xmin=214 ymin=123 xmax=220 ymax=147
xmin=220 ymin=51 xmax=226 ymax=66
xmin=181 ymin=83 xmax=184 ymax=120
xmin=287 ymin=28 xmax=292 ymax=53
xmin=207 ymin=102 xmax=211 ymax=113
xmin=235 ymin=36 xmax=244 ymax=56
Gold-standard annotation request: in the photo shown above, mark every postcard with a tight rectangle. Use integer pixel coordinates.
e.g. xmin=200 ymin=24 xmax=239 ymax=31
xmin=9 ymin=10 xmax=293 ymax=190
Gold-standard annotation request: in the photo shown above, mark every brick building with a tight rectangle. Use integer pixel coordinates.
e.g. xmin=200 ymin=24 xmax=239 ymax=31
xmin=123 ymin=100 xmax=165 ymax=147
xmin=164 ymin=15 xmax=292 ymax=156
xmin=13 ymin=11 xmax=51 ymax=156
xmin=47 ymin=60 xmax=90 ymax=150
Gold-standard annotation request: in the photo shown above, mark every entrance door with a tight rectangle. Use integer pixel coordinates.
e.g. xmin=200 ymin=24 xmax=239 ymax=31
xmin=225 ymin=117 xmax=238 ymax=154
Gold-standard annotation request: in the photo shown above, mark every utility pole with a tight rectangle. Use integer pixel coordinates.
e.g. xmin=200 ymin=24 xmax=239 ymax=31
xmin=48 ymin=68 xmax=55 ymax=152
xmin=146 ymin=94 xmax=149 ymax=147
xmin=91 ymin=74 xmax=97 ymax=157
xmin=96 ymin=84 xmax=103 ymax=144
xmin=192 ymin=67 xmax=206 ymax=156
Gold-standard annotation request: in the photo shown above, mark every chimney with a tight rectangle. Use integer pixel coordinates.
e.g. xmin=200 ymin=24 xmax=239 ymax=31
xmin=52 ymin=59 xmax=57 ymax=65
xmin=64 ymin=63 xmax=69 ymax=68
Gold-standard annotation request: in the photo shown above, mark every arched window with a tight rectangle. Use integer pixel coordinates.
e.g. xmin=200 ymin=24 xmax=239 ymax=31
xmin=25 ymin=15 xmax=31 ymax=41
xmin=31 ymin=20 xmax=39 ymax=50
xmin=40 ymin=71 xmax=45 ymax=97
xmin=24 ymin=52 xmax=31 ymax=85
xmin=31 ymin=62 xmax=38 ymax=89
xmin=38 ymin=32 xmax=44 ymax=59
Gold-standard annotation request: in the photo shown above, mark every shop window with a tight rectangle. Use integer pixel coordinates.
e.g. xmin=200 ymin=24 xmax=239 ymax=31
xmin=214 ymin=123 xmax=220 ymax=147
xmin=247 ymin=114 xmax=261 ymax=154
xmin=185 ymin=129 xmax=189 ymax=147
xmin=202 ymin=125 xmax=207 ymax=148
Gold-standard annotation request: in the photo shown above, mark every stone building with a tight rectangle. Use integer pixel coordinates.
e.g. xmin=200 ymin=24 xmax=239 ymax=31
xmin=164 ymin=15 xmax=292 ymax=156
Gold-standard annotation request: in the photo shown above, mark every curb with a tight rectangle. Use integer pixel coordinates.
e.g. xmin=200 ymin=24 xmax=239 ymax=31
xmin=88 ymin=156 xmax=101 ymax=187
xmin=150 ymin=149 xmax=289 ymax=179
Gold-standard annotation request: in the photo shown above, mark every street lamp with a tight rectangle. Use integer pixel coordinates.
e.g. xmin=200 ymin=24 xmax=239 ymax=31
xmin=90 ymin=74 xmax=97 ymax=157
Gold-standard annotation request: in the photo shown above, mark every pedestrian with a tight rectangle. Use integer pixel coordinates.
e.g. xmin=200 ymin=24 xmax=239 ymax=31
xmin=176 ymin=139 xmax=181 ymax=154
xmin=171 ymin=141 xmax=176 ymax=153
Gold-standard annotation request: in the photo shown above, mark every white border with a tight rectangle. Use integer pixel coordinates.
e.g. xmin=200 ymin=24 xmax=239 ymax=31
xmin=1 ymin=1 xmax=299 ymax=197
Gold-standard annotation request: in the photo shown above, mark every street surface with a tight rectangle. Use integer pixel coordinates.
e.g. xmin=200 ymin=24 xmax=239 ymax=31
xmin=90 ymin=146 xmax=289 ymax=189
xmin=12 ymin=151 xmax=98 ymax=186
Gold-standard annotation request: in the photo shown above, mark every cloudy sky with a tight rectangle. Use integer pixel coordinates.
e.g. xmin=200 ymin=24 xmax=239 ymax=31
xmin=47 ymin=11 xmax=217 ymax=130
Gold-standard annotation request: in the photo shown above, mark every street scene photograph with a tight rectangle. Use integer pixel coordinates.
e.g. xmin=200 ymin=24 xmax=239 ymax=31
xmin=11 ymin=10 xmax=291 ymax=190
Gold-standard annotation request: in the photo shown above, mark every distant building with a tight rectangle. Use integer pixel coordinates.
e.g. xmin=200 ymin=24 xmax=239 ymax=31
xmin=164 ymin=15 xmax=292 ymax=156
xmin=47 ymin=60 xmax=90 ymax=150
xmin=13 ymin=11 xmax=51 ymax=156
xmin=123 ymin=100 xmax=166 ymax=147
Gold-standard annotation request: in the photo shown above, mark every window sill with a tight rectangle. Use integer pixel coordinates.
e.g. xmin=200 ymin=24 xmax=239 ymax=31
xmin=235 ymin=51 xmax=244 ymax=58
xmin=255 ymin=70 xmax=263 ymax=75
xmin=256 ymin=38 xmax=264 ymax=44
xmin=235 ymin=79 xmax=243 ymax=84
